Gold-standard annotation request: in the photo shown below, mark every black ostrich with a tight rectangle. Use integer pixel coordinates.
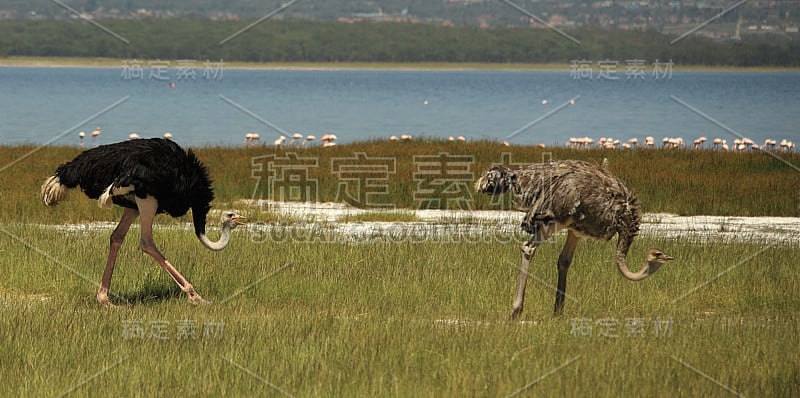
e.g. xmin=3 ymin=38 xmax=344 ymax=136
xmin=41 ymin=138 xmax=245 ymax=306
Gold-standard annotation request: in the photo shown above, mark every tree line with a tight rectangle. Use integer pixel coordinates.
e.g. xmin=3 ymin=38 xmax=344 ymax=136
xmin=1 ymin=19 xmax=798 ymax=66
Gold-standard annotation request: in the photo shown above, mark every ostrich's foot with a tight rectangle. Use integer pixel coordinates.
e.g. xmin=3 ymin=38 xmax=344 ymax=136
xmin=97 ymin=292 xmax=117 ymax=308
xmin=184 ymin=286 xmax=212 ymax=305
xmin=188 ymin=295 xmax=212 ymax=305
xmin=510 ymin=305 xmax=523 ymax=320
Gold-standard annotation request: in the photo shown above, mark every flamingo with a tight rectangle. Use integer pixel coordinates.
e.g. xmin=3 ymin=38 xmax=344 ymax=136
xmin=693 ymin=136 xmax=707 ymax=149
xmin=290 ymin=133 xmax=303 ymax=146
xmin=91 ymin=127 xmax=102 ymax=147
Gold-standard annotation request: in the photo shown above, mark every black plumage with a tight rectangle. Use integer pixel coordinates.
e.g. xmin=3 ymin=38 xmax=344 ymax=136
xmin=51 ymin=138 xmax=214 ymax=235
xmin=42 ymin=138 xmax=244 ymax=306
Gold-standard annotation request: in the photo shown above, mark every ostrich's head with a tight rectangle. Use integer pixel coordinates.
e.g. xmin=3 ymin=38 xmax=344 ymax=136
xmin=646 ymin=248 xmax=674 ymax=263
xmin=474 ymin=166 xmax=516 ymax=195
xmin=221 ymin=211 xmax=247 ymax=230
xmin=644 ymin=248 xmax=674 ymax=274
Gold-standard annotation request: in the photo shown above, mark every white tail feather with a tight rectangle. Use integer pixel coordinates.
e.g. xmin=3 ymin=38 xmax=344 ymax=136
xmin=41 ymin=176 xmax=69 ymax=206
xmin=98 ymin=184 xmax=134 ymax=208
xmin=98 ymin=185 xmax=114 ymax=209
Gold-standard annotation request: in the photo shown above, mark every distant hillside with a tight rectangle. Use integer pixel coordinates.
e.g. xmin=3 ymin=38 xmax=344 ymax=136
xmin=1 ymin=19 xmax=799 ymax=66
xmin=1 ymin=0 xmax=799 ymax=41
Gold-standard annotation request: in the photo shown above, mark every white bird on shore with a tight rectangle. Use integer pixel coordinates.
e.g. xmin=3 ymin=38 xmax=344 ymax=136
xmin=320 ymin=134 xmax=338 ymax=147
xmin=290 ymin=133 xmax=303 ymax=146
xmin=693 ymin=136 xmax=707 ymax=149
xmin=91 ymin=127 xmax=101 ymax=147
xmin=567 ymin=137 xmax=577 ymax=148
xmin=78 ymin=131 xmax=85 ymax=147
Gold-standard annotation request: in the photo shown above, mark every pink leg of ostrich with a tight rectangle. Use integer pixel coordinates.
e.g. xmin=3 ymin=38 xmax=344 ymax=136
xmin=510 ymin=221 xmax=556 ymax=319
xmin=553 ymin=230 xmax=580 ymax=315
xmin=135 ymin=196 xmax=210 ymax=305
xmin=97 ymin=207 xmax=139 ymax=306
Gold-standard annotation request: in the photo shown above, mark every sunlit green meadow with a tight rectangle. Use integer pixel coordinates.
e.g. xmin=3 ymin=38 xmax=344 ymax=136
xmin=1 ymin=223 xmax=798 ymax=396
xmin=1 ymin=142 xmax=799 ymax=396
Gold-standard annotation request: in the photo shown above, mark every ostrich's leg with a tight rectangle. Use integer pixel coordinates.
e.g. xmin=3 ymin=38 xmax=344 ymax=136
xmin=97 ymin=207 xmax=138 ymax=306
xmin=553 ymin=230 xmax=580 ymax=315
xmin=511 ymin=222 xmax=554 ymax=319
xmin=135 ymin=196 xmax=210 ymax=305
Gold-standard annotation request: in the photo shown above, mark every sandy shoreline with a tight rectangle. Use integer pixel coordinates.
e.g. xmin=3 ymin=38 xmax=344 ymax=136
xmin=31 ymin=200 xmax=800 ymax=244
xmin=0 ymin=56 xmax=567 ymax=71
xmin=2 ymin=56 xmax=798 ymax=72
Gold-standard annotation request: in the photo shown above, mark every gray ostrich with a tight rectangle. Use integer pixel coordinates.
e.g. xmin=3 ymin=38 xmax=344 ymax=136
xmin=474 ymin=160 xmax=673 ymax=317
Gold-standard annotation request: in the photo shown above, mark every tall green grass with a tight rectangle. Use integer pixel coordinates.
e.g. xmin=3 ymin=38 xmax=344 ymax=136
xmin=4 ymin=141 xmax=800 ymax=224
xmin=2 ymin=140 xmax=797 ymax=396
xmin=0 ymin=224 xmax=797 ymax=396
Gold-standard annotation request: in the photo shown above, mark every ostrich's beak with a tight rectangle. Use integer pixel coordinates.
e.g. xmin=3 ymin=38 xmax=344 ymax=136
xmin=232 ymin=214 xmax=248 ymax=225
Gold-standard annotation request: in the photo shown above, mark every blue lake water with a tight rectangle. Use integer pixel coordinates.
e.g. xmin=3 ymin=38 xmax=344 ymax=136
xmin=0 ymin=66 xmax=798 ymax=147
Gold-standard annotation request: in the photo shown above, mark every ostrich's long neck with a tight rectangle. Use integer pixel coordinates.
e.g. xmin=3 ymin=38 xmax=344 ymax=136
xmin=614 ymin=231 xmax=652 ymax=281
xmin=193 ymin=208 xmax=231 ymax=251
xmin=197 ymin=223 xmax=232 ymax=251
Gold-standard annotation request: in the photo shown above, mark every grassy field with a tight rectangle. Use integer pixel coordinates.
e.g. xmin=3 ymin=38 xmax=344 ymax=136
xmin=0 ymin=225 xmax=797 ymax=396
xmin=1 ymin=142 xmax=798 ymax=396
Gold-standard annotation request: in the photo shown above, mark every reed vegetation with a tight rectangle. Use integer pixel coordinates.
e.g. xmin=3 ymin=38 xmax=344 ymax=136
xmin=2 ymin=141 xmax=797 ymax=225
